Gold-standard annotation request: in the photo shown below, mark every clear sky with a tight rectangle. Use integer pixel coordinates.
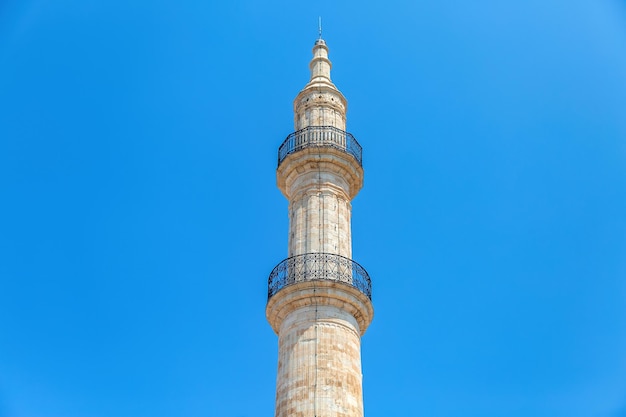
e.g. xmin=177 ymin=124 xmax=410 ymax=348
xmin=1 ymin=1 xmax=626 ymax=416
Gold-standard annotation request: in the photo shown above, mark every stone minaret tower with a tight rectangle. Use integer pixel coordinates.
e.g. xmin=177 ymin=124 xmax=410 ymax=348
xmin=266 ymin=37 xmax=374 ymax=417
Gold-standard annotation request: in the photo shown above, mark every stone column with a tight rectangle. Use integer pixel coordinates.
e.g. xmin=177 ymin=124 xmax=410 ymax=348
xmin=268 ymin=38 xmax=373 ymax=417
xmin=267 ymin=281 xmax=373 ymax=417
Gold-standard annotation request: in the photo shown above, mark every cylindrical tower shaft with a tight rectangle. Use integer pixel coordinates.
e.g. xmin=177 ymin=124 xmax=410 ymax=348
xmin=287 ymin=176 xmax=353 ymax=258
xmin=267 ymin=38 xmax=373 ymax=417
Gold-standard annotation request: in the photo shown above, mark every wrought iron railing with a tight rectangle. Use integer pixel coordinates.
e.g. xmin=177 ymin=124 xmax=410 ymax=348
xmin=277 ymin=126 xmax=362 ymax=167
xmin=268 ymin=252 xmax=372 ymax=300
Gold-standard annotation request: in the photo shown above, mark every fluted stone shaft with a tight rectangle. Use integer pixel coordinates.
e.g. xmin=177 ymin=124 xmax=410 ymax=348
xmin=287 ymin=176 xmax=352 ymax=259
xmin=267 ymin=282 xmax=372 ymax=417
xmin=275 ymin=305 xmax=363 ymax=417
xmin=268 ymin=38 xmax=373 ymax=417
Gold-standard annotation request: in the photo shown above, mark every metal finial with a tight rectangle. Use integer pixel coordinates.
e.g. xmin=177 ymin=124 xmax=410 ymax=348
xmin=318 ymin=16 xmax=322 ymax=39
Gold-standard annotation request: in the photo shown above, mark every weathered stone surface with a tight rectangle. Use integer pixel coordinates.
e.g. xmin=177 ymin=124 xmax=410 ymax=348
xmin=267 ymin=281 xmax=373 ymax=417
xmin=268 ymin=38 xmax=372 ymax=417
xmin=275 ymin=307 xmax=363 ymax=417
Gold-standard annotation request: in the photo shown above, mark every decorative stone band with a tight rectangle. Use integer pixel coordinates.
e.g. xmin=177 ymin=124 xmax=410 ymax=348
xmin=268 ymin=252 xmax=372 ymax=300
xmin=266 ymin=278 xmax=374 ymax=337
xmin=278 ymin=126 xmax=362 ymax=168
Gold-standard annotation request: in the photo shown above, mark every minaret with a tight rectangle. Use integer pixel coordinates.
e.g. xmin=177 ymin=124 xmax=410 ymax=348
xmin=266 ymin=37 xmax=374 ymax=417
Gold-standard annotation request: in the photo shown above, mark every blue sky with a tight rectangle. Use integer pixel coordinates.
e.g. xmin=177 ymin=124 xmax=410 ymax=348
xmin=1 ymin=1 xmax=626 ymax=416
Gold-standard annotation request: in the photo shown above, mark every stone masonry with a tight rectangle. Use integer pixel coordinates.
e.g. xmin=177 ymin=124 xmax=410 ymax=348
xmin=267 ymin=38 xmax=373 ymax=417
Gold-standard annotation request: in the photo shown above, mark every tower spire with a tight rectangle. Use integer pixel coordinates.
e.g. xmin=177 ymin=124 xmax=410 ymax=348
xmin=294 ymin=37 xmax=347 ymax=131
xmin=318 ymin=16 xmax=322 ymax=39
xmin=308 ymin=37 xmax=333 ymax=86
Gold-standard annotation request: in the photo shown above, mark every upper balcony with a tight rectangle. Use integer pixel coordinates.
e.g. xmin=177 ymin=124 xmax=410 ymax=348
xmin=277 ymin=126 xmax=362 ymax=168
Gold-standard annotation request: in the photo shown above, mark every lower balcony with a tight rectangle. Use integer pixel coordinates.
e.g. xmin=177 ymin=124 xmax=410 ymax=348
xmin=267 ymin=252 xmax=372 ymax=301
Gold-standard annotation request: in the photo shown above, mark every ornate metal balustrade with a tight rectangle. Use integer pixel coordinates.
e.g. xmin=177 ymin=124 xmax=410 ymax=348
xmin=277 ymin=126 xmax=363 ymax=167
xmin=268 ymin=252 xmax=372 ymax=300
